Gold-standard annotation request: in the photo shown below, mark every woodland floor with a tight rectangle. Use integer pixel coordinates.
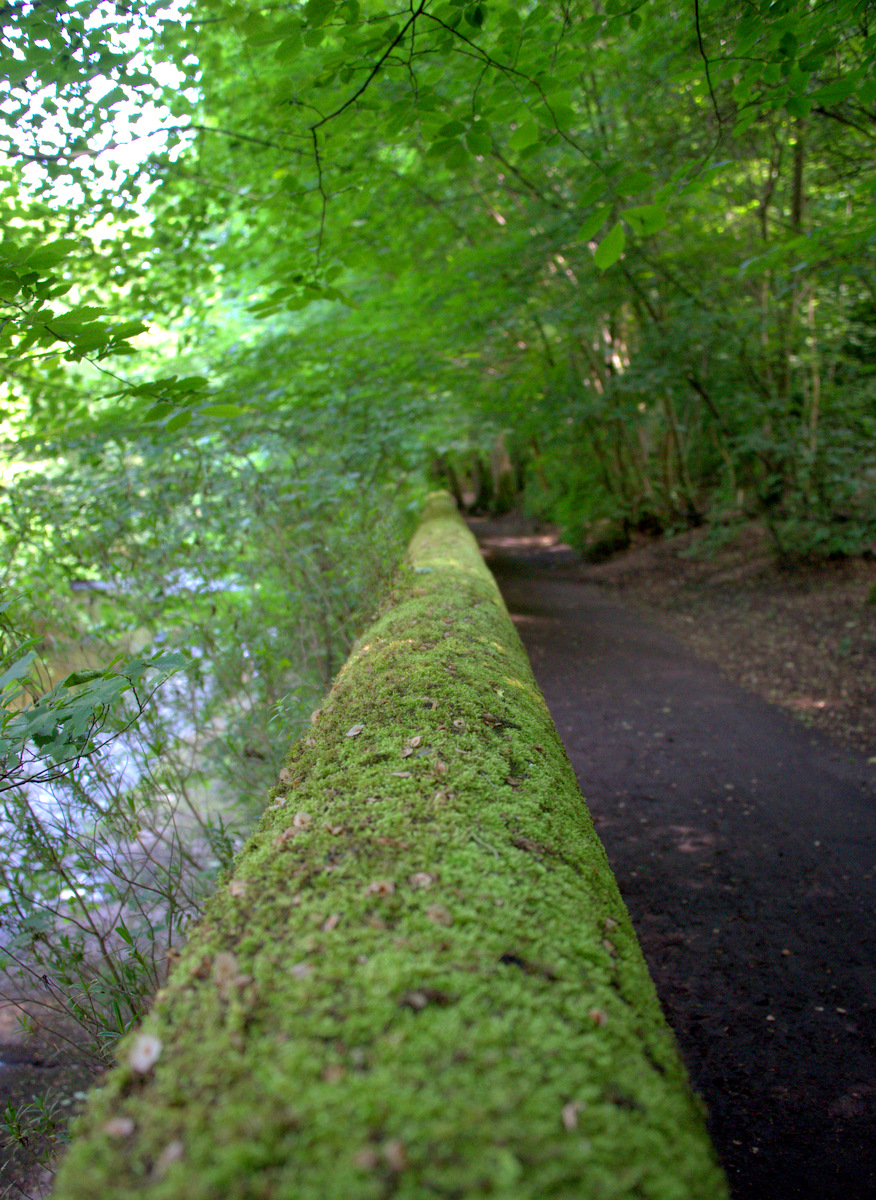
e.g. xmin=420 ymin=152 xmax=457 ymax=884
xmin=473 ymin=513 xmax=876 ymax=1200
xmin=2 ymin=518 xmax=875 ymax=1198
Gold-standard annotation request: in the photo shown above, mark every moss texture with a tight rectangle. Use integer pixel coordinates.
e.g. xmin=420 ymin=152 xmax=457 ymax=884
xmin=52 ymin=492 xmax=728 ymax=1200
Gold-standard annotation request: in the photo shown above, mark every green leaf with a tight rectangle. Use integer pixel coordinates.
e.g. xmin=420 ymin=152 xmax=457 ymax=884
xmin=165 ymin=411 xmax=192 ymax=433
xmin=304 ymin=0 xmax=335 ymax=27
xmin=593 ymin=222 xmax=626 ymax=270
xmin=56 ymin=305 xmax=108 ymax=323
xmin=508 ymin=120 xmax=540 ymax=152
xmin=172 ymin=376 xmax=211 ymax=392
xmin=275 ymin=33 xmax=304 ymax=61
xmin=621 ymin=203 xmax=667 ymax=236
xmin=0 ymin=266 xmax=22 ymax=298
xmin=143 ymin=402 xmax=176 ymax=422
xmin=785 ymin=95 xmax=812 ymax=118
xmin=466 ymin=130 xmax=492 ymax=155
xmin=150 ymin=652 xmax=187 ymax=672
xmin=578 ymin=179 xmax=607 ymax=207
xmin=437 ymin=120 xmax=467 ymax=137
xmin=58 ymin=669 xmax=104 ymax=688
xmin=25 ymin=240 xmax=79 ymax=270
xmin=615 ymin=170 xmax=653 ymax=197
xmin=109 ymin=320 xmax=148 ymax=340
xmin=0 ymin=651 xmax=36 ymax=693
xmin=200 ymin=403 xmax=244 ymax=418
xmin=444 ymin=141 xmax=470 ymax=170
xmin=811 ymin=76 xmax=859 ymax=105
xmin=67 ymin=331 xmax=110 ymax=354
xmin=576 ymin=207 xmax=611 ymax=243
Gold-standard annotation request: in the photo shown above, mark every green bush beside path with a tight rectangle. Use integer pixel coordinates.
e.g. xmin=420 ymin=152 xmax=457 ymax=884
xmin=52 ymin=493 xmax=728 ymax=1200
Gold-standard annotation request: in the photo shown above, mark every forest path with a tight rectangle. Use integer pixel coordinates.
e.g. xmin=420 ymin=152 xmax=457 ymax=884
xmin=471 ymin=518 xmax=876 ymax=1200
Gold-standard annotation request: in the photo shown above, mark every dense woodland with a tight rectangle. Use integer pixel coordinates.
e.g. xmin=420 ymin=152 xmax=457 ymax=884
xmin=0 ymin=0 xmax=875 ymax=1074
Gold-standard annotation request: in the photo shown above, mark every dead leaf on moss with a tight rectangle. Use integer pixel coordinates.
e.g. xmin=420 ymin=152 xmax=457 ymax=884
xmin=305 ymin=736 xmax=316 ymax=747
xmin=154 ymin=1140 xmax=184 ymax=1178
xmin=603 ymin=938 xmax=617 ymax=958
xmin=228 ymin=879 xmax=247 ymax=898
xmin=400 ymin=989 xmax=429 ymax=1010
xmin=426 ymin=904 xmax=453 ymax=926
xmin=104 ymin=1117 xmax=135 ymax=1138
xmin=561 ymin=1101 xmax=580 ymax=1131
xmin=292 ymin=811 xmax=312 ymax=829
xmin=400 ymin=747 xmax=414 ymax=758
xmin=452 ymin=718 xmax=465 ymax=729
xmin=399 ymin=987 xmax=455 ymax=1010
xmin=322 ymin=913 xmax=341 ymax=932
xmin=408 ymin=872 xmax=435 ymax=889
xmin=346 ymin=723 xmax=365 ymax=738
xmin=409 ymin=735 xmax=422 ymax=748
xmin=128 ymin=1033 xmax=162 ymax=1074
xmin=326 ymin=823 xmax=345 ymax=835
xmin=364 ymin=878 xmax=396 ymax=897
xmin=212 ymin=951 xmax=239 ymax=988
xmin=382 ymin=1140 xmax=408 ymax=1171
xmin=589 ymin=1008 xmax=609 ymax=1027
xmin=391 ymin=771 xmax=412 ymax=778
xmin=290 ymin=962 xmax=313 ymax=979
xmin=278 ymin=767 xmax=293 ymax=784
xmin=310 ymin=710 xmax=321 ymax=725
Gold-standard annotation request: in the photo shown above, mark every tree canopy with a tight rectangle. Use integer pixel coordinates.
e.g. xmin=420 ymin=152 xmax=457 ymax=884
xmin=3 ymin=0 xmax=875 ymax=564
xmin=0 ymin=0 xmax=874 ymax=640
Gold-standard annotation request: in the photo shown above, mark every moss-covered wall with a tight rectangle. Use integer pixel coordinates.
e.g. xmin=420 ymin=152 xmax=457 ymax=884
xmin=52 ymin=492 xmax=728 ymax=1200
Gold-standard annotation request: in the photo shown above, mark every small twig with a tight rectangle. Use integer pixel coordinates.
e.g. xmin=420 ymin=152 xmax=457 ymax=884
xmin=694 ymin=0 xmax=723 ymax=131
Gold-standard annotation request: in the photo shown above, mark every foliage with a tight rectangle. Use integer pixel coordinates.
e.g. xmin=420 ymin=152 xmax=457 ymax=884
xmin=3 ymin=1 xmax=875 ymax=554
xmin=0 ymin=639 xmax=185 ymax=795
xmin=0 ymin=415 xmax=411 ymax=1055
xmin=1 ymin=0 xmax=876 ymax=1096
xmin=1 ymin=1087 xmax=75 ymax=1194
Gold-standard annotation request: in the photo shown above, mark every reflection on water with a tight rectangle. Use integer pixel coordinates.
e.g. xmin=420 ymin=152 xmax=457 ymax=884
xmin=0 ymin=569 xmax=298 ymax=1052
xmin=0 ymin=634 xmax=255 ymax=1043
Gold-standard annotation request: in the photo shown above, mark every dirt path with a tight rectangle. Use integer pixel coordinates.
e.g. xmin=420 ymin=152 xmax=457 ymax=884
xmin=475 ymin=522 xmax=876 ymax=1200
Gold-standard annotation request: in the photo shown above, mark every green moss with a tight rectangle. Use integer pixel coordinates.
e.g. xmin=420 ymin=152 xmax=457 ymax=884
xmin=52 ymin=492 xmax=728 ymax=1200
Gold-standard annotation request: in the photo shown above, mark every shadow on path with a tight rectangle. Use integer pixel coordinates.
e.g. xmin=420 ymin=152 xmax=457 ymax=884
xmin=477 ymin=522 xmax=876 ymax=1200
